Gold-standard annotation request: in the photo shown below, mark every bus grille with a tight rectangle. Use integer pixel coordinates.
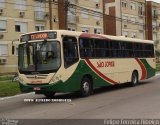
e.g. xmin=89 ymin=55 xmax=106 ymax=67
xmin=26 ymin=74 xmax=48 ymax=79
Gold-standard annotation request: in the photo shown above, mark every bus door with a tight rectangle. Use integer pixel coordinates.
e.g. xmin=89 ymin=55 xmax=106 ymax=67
xmin=63 ymin=36 xmax=79 ymax=68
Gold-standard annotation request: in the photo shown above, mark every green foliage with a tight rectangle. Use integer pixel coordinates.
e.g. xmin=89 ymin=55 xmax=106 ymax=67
xmin=0 ymin=76 xmax=13 ymax=81
xmin=0 ymin=81 xmax=20 ymax=97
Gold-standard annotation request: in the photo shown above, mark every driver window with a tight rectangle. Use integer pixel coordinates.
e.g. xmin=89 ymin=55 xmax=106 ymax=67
xmin=63 ymin=36 xmax=78 ymax=68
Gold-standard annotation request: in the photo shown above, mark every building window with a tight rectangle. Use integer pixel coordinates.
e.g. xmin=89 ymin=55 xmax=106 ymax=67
xmin=130 ymin=2 xmax=136 ymax=10
xmin=67 ymin=7 xmax=76 ymax=23
xmin=68 ymin=27 xmax=76 ymax=31
xmin=138 ymin=4 xmax=143 ymax=15
xmin=0 ymin=44 xmax=8 ymax=56
xmin=139 ymin=31 xmax=144 ymax=39
xmin=35 ymin=0 xmax=45 ymax=11
xmin=152 ymin=21 xmax=157 ymax=31
xmin=152 ymin=9 xmax=157 ymax=18
xmin=81 ymin=8 xmax=89 ymax=19
xmin=14 ymin=0 xmax=26 ymax=10
xmin=94 ymin=28 xmax=101 ymax=34
xmin=131 ymin=32 xmax=136 ymax=38
xmin=15 ymin=22 xmax=27 ymax=33
xmin=94 ymin=12 xmax=100 ymax=20
xmin=0 ymin=20 xmax=6 ymax=31
xmin=67 ymin=11 xmax=76 ymax=23
xmin=130 ymin=17 xmax=136 ymax=24
xmin=93 ymin=0 xmax=100 ymax=2
xmin=139 ymin=19 xmax=144 ymax=30
xmin=121 ymin=1 xmax=127 ymax=8
xmin=153 ymin=33 xmax=157 ymax=41
xmin=35 ymin=24 xmax=45 ymax=31
xmin=122 ymin=15 xmax=128 ymax=22
xmin=82 ymin=27 xmax=90 ymax=33
xmin=0 ymin=0 xmax=5 ymax=8
xmin=122 ymin=31 xmax=128 ymax=37
xmin=35 ymin=0 xmax=46 ymax=20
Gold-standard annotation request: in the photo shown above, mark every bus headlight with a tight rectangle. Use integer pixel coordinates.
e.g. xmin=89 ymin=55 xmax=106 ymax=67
xmin=19 ymin=77 xmax=25 ymax=84
xmin=50 ymin=75 xmax=62 ymax=83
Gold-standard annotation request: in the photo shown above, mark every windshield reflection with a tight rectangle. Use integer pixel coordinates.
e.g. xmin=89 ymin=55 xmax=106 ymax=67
xmin=18 ymin=41 xmax=61 ymax=73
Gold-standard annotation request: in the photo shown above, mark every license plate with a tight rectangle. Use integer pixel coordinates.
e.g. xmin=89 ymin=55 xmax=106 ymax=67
xmin=33 ymin=87 xmax=41 ymax=91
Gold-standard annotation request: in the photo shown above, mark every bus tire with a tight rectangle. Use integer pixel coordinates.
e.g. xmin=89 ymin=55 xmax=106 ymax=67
xmin=130 ymin=71 xmax=139 ymax=87
xmin=80 ymin=77 xmax=92 ymax=97
xmin=44 ymin=92 xmax=55 ymax=98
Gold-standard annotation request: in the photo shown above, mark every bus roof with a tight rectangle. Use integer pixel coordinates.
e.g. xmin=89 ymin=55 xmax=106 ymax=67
xmin=22 ymin=30 xmax=154 ymax=44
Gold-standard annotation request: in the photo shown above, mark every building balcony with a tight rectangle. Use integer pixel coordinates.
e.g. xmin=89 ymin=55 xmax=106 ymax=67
xmin=139 ymin=25 xmax=145 ymax=31
xmin=67 ymin=15 xmax=77 ymax=24
xmin=152 ymin=14 xmax=158 ymax=19
xmin=152 ymin=26 xmax=159 ymax=32
xmin=68 ymin=0 xmax=78 ymax=4
xmin=34 ymin=11 xmax=48 ymax=21
xmin=123 ymin=23 xmax=128 ymax=29
xmin=138 ymin=11 xmax=145 ymax=17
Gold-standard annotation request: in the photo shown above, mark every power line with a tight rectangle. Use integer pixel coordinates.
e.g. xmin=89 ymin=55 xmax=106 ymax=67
xmin=67 ymin=2 xmax=146 ymax=27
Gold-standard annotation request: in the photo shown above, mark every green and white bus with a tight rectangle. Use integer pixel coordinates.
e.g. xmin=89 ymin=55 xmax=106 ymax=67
xmin=18 ymin=30 xmax=155 ymax=97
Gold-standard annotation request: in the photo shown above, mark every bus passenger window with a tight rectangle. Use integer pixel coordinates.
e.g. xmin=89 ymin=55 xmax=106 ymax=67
xmin=79 ymin=38 xmax=93 ymax=58
xmin=63 ymin=36 xmax=78 ymax=68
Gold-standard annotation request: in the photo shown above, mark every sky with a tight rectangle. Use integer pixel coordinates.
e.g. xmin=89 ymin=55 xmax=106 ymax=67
xmin=147 ymin=0 xmax=160 ymax=3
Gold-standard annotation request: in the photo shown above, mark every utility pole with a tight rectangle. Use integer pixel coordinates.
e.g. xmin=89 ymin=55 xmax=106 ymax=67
xmin=49 ymin=0 xmax=53 ymax=30
xmin=65 ymin=0 xmax=69 ymax=30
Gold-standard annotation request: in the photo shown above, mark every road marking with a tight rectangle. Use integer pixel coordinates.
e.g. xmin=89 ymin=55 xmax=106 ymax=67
xmin=0 ymin=92 xmax=34 ymax=101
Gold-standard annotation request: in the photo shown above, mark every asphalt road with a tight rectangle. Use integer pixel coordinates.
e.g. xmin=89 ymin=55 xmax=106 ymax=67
xmin=0 ymin=75 xmax=160 ymax=125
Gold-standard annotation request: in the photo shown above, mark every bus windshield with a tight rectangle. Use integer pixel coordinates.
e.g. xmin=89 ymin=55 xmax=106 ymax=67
xmin=18 ymin=41 xmax=61 ymax=74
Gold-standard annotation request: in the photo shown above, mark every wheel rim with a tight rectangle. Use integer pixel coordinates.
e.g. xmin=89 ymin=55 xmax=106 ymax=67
xmin=133 ymin=74 xmax=137 ymax=84
xmin=83 ymin=82 xmax=89 ymax=93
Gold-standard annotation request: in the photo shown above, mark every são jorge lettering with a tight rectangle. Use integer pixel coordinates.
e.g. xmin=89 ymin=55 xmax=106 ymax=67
xmin=97 ymin=60 xmax=115 ymax=68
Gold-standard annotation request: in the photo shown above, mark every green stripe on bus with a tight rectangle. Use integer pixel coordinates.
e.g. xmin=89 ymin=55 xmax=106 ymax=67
xmin=64 ymin=60 xmax=112 ymax=91
xmin=140 ymin=59 xmax=156 ymax=79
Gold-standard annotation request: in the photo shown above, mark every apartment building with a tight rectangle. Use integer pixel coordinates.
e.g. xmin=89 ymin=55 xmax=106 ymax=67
xmin=0 ymin=0 xmax=59 ymax=74
xmin=66 ymin=0 xmax=103 ymax=34
xmin=0 ymin=0 xmax=103 ymax=74
xmin=146 ymin=1 xmax=160 ymax=42
xmin=104 ymin=0 xmax=146 ymax=39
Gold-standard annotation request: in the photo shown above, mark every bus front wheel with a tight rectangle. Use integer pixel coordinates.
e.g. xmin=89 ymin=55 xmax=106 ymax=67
xmin=80 ymin=77 xmax=92 ymax=97
xmin=130 ymin=71 xmax=139 ymax=87
xmin=44 ymin=92 xmax=55 ymax=98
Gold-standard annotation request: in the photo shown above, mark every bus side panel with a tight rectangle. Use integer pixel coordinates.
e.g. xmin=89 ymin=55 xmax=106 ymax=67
xmin=85 ymin=59 xmax=134 ymax=85
xmin=140 ymin=58 xmax=156 ymax=79
xmin=83 ymin=58 xmax=156 ymax=86
xmin=84 ymin=59 xmax=119 ymax=86
xmin=62 ymin=60 xmax=112 ymax=92
xmin=79 ymin=60 xmax=113 ymax=87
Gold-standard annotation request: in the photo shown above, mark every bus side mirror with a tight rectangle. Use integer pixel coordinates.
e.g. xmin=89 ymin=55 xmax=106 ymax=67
xmin=12 ymin=45 xmax=15 ymax=55
xmin=12 ymin=39 xmax=19 ymax=55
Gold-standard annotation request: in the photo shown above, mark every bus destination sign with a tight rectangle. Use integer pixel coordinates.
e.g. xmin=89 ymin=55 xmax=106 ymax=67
xmin=20 ymin=32 xmax=57 ymax=42
xmin=31 ymin=33 xmax=48 ymax=40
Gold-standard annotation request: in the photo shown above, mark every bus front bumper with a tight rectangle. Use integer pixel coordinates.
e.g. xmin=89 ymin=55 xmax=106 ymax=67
xmin=19 ymin=81 xmax=67 ymax=94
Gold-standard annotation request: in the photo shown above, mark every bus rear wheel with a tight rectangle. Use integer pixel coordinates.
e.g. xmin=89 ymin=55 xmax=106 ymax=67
xmin=130 ymin=71 xmax=139 ymax=87
xmin=80 ymin=77 xmax=92 ymax=97
xmin=44 ymin=92 xmax=55 ymax=98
